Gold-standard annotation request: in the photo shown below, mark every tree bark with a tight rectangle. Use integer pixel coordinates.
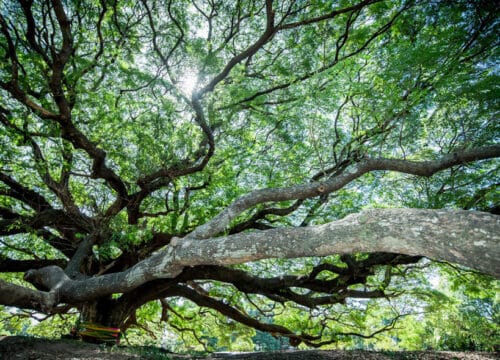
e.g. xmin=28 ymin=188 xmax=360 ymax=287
xmin=0 ymin=279 xmax=57 ymax=313
xmin=6 ymin=209 xmax=500 ymax=312
xmin=172 ymin=209 xmax=499 ymax=277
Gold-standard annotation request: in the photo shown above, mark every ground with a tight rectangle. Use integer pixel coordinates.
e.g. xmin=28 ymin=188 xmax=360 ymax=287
xmin=0 ymin=336 xmax=498 ymax=360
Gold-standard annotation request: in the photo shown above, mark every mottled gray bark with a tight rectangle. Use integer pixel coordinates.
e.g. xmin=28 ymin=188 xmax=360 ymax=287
xmin=173 ymin=209 xmax=499 ymax=277
xmin=0 ymin=279 xmax=57 ymax=313
xmin=8 ymin=208 xmax=497 ymax=312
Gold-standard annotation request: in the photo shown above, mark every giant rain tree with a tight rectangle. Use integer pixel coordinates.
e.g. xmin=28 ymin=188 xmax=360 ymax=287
xmin=0 ymin=0 xmax=499 ymax=348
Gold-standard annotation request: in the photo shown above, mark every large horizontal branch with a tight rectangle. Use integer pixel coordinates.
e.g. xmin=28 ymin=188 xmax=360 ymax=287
xmin=178 ymin=253 xmax=420 ymax=301
xmin=12 ymin=209 xmax=500 ymax=312
xmin=171 ymin=209 xmax=499 ymax=277
xmin=0 ymin=209 xmax=91 ymax=235
xmin=108 ymin=252 xmax=420 ymax=321
xmin=0 ymin=279 xmax=56 ymax=313
xmin=187 ymin=145 xmax=500 ymax=240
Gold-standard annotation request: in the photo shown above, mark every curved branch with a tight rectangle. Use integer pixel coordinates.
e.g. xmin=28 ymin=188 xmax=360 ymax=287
xmin=0 ymin=279 xmax=57 ymax=313
xmin=0 ymin=172 xmax=52 ymax=212
xmin=58 ymin=122 xmax=129 ymax=211
xmin=229 ymin=200 xmax=303 ymax=234
xmin=187 ymin=145 xmax=500 ymax=240
xmin=1 ymin=3 xmax=129 ymax=210
xmin=227 ymin=1 xmax=403 ymax=108
xmin=167 ymin=284 xmax=304 ymax=343
xmin=0 ymin=111 xmax=81 ymax=215
xmin=278 ymin=0 xmax=380 ymax=31
xmin=198 ymin=0 xmax=276 ymax=95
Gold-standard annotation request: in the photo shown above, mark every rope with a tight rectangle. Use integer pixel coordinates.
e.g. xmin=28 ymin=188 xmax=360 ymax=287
xmin=78 ymin=322 xmax=121 ymax=345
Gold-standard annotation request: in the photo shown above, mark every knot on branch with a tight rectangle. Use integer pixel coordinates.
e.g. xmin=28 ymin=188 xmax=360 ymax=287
xmin=24 ymin=265 xmax=70 ymax=292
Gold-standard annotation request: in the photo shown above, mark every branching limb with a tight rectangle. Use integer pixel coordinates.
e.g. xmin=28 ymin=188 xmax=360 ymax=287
xmin=1 ymin=2 xmax=130 ymax=213
xmin=187 ymin=145 xmax=500 ymax=240
xmin=0 ymin=278 xmax=57 ymax=313
xmin=199 ymin=0 xmax=276 ymax=95
xmin=13 ymin=209 xmax=500 ymax=310
xmin=167 ymin=284 xmax=305 ymax=345
xmin=230 ymin=1 xmax=405 ymax=107
xmin=0 ymin=172 xmax=52 ymax=212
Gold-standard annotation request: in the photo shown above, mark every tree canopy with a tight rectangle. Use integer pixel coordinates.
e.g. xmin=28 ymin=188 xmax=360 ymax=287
xmin=0 ymin=0 xmax=499 ymax=350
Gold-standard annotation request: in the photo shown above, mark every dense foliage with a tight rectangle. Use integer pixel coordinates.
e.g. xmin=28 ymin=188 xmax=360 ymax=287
xmin=0 ymin=0 xmax=498 ymax=351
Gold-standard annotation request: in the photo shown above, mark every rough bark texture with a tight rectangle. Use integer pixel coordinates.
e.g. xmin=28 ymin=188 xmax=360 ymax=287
xmin=0 ymin=279 xmax=57 ymax=313
xmin=4 ymin=209 xmax=497 ymax=313
xmin=173 ymin=209 xmax=499 ymax=276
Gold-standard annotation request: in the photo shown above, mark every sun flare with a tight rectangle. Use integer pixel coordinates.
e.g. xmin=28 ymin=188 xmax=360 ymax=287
xmin=179 ymin=71 xmax=198 ymax=95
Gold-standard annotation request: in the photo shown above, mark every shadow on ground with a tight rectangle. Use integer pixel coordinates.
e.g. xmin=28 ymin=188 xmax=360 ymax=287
xmin=0 ymin=336 xmax=498 ymax=360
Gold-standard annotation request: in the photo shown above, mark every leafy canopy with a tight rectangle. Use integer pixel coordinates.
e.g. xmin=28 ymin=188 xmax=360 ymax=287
xmin=0 ymin=0 xmax=499 ymax=351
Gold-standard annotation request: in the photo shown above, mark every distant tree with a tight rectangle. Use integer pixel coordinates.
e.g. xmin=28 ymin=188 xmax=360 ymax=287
xmin=0 ymin=0 xmax=498 ymax=348
xmin=422 ymin=269 xmax=499 ymax=351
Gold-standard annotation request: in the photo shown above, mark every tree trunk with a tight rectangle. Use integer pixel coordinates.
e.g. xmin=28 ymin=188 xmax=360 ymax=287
xmin=77 ymin=297 xmax=129 ymax=344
